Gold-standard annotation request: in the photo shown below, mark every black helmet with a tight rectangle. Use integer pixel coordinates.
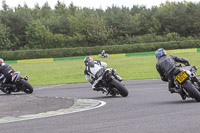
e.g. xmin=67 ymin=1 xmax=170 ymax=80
xmin=84 ymin=56 xmax=93 ymax=66
xmin=155 ymin=48 xmax=166 ymax=59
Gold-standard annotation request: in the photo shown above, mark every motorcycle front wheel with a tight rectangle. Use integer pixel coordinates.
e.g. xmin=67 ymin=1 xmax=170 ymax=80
xmin=183 ymin=80 xmax=200 ymax=102
xmin=17 ymin=79 xmax=33 ymax=94
xmin=110 ymin=79 xmax=128 ymax=97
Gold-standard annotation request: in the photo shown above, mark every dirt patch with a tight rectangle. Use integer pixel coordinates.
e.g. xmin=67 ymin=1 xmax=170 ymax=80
xmin=0 ymin=95 xmax=74 ymax=117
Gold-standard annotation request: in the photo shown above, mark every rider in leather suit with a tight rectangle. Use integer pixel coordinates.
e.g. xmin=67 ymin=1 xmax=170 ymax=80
xmin=155 ymin=48 xmax=190 ymax=100
xmin=0 ymin=58 xmax=15 ymax=85
xmin=84 ymin=56 xmax=122 ymax=91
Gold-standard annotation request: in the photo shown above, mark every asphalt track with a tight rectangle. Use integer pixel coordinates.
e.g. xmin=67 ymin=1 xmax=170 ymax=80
xmin=0 ymin=79 xmax=200 ymax=133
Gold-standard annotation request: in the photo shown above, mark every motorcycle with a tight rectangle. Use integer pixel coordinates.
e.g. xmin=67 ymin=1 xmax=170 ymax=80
xmin=98 ymin=53 xmax=109 ymax=58
xmin=94 ymin=68 xmax=128 ymax=97
xmin=0 ymin=72 xmax=33 ymax=94
xmin=173 ymin=65 xmax=200 ymax=102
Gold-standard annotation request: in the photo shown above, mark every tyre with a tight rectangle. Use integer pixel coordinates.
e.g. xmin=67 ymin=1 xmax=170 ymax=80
xmin=193 ymin=77 xmax=200 ymax=90
xmin=110 ymin=79 xmax=128 ymax=97
xmin=17 ymin=79 xmax=33 ymax=94
xmin=1 ymin=88 xmax=11 ymax=94
xmin=183 ymin=80 xmax=200 ymax=102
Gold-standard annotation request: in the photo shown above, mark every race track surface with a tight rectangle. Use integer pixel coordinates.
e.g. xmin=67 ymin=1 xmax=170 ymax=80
xmin=0 ymin=79 xmax=200 ymax=133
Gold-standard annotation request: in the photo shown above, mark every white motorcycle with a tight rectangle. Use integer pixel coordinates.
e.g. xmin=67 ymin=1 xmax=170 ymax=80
xmin=98 ymin=53 xmax=109 ymax=58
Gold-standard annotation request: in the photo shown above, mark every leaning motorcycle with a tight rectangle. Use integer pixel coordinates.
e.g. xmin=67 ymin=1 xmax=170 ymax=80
xmin=0 ymin=72 xmax=33 ymax=94
xmin=98 ymin=53 xmax=109 ymax=58
xmin=94 ymin=68 xmax=128 ymax=97
xmin=174 ymin=65 xmax=200 ymax=102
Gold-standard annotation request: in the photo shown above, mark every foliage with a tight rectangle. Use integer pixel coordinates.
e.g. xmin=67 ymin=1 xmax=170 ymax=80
xmin=80 ymin=11 xmax=113 ymax=46
xmin=1 ymin=40 xmax=200 ymax=60
xmin=1 ymin=1 xmax=200 ymax=51
xmin=25 ymin=20 xmax=66 ymax=49
xmin=0 ymin=21 xmax=12 ymax=50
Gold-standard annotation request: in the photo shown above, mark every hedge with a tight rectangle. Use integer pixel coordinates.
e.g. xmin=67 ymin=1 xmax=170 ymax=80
xmin=1 ymin=40 xmax=200 ymax=60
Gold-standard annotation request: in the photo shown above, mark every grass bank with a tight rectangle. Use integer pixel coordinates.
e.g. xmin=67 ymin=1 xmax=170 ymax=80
xmin=10 ymin=52 xmax=200 ymax=86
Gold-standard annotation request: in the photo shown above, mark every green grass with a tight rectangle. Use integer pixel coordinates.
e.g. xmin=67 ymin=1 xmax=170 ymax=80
xmin=10 ymin=52 xmax=200 ymax=86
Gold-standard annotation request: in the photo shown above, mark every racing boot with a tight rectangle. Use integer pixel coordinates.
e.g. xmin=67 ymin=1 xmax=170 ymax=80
xmin=93 ymin=87 xmax=108 ymax=94
xmin=169 ymin=87 xmax=176 ymax=93
xmin=93 ymin=87 xmax=101 ymax=91
xmin=92 ymin=82 xmax=102 ymax=91
xmin=169 ymin=85 xmax=186 ymax=100
xmin=168 ymin=80 xmax=176 ymax=93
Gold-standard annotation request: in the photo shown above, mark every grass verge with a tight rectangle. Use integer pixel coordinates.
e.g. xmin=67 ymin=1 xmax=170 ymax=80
xmin=10 ymin=52 xmax=200 ymax=86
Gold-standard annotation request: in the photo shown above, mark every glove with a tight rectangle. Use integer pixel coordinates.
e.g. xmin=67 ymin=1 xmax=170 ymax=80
xmin=184 ymin=62 xmax=190 ymax=66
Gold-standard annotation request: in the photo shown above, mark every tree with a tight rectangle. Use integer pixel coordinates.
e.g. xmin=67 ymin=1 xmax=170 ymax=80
xmin=0 ymin=4 xmax=33 ymax=48
xmin=0 ymin=22 xmax=13 ymax=50
xmin=25 ymin=20 xmax=52 ymax=49
xmin=79 ymin=10 xmax=113 ymax=46
xmin=25 ymin=20 xmax=66 ymax=49
xmin=104 ymin=6 xmax=146 ymax=37
xmin=2 ymin=0 xmax=9 ymax=11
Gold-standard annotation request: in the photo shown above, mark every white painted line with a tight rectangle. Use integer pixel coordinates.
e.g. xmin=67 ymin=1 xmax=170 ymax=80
xmin=0 ymin=99 xmax=106 ymax=124
xmin=34 ymin=85 xmax=63 ymax=90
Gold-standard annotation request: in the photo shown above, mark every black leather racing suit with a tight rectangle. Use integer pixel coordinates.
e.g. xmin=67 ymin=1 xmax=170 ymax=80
xmin=0 ymin=63 xmax=15 ymax=84
xmin=156 ymin=55 xmax=190 ymax=91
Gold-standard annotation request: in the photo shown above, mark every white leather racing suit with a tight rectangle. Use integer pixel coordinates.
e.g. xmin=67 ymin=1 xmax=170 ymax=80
xmin=84 ymin=60 xmax=107 ymax=89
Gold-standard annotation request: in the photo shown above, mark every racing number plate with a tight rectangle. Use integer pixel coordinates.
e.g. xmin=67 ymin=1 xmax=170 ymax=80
xmin=175 ymin=71 xmax=188 ymax=83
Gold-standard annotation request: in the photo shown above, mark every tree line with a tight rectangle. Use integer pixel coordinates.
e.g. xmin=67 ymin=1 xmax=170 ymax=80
xmin=0 ymin=0 xmax=200 ymax=51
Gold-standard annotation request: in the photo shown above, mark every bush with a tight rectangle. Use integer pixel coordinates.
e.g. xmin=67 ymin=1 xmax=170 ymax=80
xmin=1 ymin=40 xmax=200 ymax=60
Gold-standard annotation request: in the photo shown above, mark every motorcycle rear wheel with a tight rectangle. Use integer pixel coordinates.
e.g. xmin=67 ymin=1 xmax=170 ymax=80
xmin=110 ymin=79 xmax=128 ymax=97
xmin=1 ymin=88 xmax=11 ymax=94
xmin=183 ymin=80 xmax=200 ymax=102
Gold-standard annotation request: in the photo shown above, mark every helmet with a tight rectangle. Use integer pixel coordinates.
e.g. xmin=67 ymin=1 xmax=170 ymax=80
xmin=84 ymin=56 xmax=93 ymax=66
xmin=0 ymin=58 xmax=5 ymax=66
xmin=0 ymin=59 xmax=4 ymax=64
xmin=155 ymin=48 xmax=166 ymax=59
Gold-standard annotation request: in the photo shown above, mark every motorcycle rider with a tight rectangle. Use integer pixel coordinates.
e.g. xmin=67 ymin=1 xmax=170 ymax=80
xmin=101 ymin=49 xmax=106 ymax=57
xmin=0 ymin=58 xmax=15 ymax=87
xmin=100 ymin=49 xmax=109 ymax=58
xmin=84 ymin=56 xmax=122 ymax=91
xmin=155 ymin=48 xmax=190 ymax=100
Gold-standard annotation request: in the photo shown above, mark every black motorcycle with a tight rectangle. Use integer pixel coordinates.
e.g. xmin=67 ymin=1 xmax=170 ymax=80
xmin=174 ymin=65 xmax=200 ymax=102
xmin=0 ymin=72 xmax=33 ymax=94
xmin=95 ymin=68 xmax=128 ymax=97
